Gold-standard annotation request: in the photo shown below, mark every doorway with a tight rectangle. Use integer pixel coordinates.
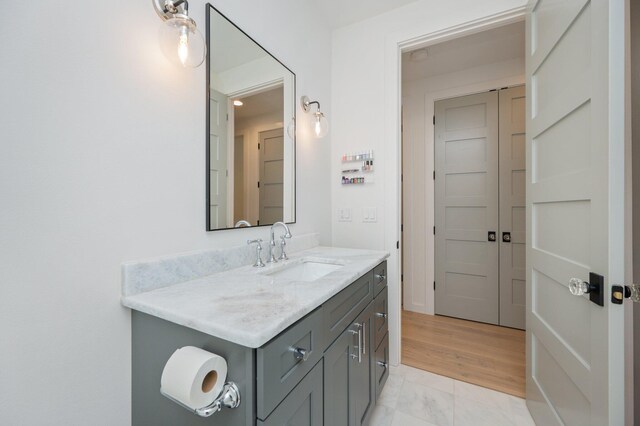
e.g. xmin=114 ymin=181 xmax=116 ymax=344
xmin=400 ymin=21 xmax=527 ymax=397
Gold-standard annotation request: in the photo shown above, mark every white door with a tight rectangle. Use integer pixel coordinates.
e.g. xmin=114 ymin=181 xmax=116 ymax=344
xmin=526 ymin=0 xmax=626 ymax=424
xmin=499 ymin=86 xmax=527 ymax=330
xmin=209 ymin=89 xmax=228 ymax=229
xmin=434 ymin=92 xmax=500 ymax=324
xmin=258 ymin=128 xmax=284 ymax=225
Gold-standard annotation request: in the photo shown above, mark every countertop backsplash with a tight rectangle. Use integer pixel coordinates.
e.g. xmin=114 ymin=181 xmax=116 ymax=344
xmin=122 ymin=233 xmax=321 ymax=297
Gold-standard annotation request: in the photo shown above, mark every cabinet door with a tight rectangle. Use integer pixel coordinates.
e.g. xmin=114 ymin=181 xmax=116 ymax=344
xmin=374 ymin=332 xmax=389 ymax=402
xmin=257 ymin=361 xmax=323 ymax=426
xmin=324 ymin=327 xmax=356 ymax=426
xmin=373 ymin=287 xmax=388 ymax=349
xmin=351 ymin=302 xmax=375 ymax=426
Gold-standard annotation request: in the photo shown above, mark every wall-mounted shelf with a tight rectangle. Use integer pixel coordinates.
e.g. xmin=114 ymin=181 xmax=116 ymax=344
xmin=341 ymin=151 xmax=374 ymax=163
xmin=340 ymin=150 xmax=374 ymax=185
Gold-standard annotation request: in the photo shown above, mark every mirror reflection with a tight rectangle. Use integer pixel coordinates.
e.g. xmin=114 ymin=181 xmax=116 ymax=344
xmin=206 ymin=5 xmax=296 ymax=231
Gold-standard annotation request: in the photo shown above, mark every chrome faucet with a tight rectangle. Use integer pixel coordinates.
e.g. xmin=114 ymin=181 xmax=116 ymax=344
xmin=268 ymin=222 xmax=292 ymax=263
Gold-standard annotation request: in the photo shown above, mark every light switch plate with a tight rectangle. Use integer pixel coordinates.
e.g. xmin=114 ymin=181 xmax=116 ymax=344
xmin=338 ymin=208 xmax=352 ymax=222
xmin=363 ymin=207 xmax=377 ymax=223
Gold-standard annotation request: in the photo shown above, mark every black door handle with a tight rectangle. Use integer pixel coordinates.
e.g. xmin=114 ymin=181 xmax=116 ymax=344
xmin=502 ymin=232 xmax=511 ymax=243
xmin=488 ymin=231 xmax=496 ymax=242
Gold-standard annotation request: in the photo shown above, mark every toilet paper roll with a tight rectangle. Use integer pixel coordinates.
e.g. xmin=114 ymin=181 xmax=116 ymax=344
xmin=160 ymin=346 xmax=228 ymax=410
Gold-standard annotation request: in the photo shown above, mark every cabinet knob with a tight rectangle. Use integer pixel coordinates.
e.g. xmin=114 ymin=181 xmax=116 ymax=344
xmin=376 ymin=361 xmax=388 ymax=369
xmin=291 ymin=347 xmax=311 ymax=362
xmin=375 ymin=273 xmax=386 ymax=282
xmin=375 ymin=312 xmax=387 ymax=319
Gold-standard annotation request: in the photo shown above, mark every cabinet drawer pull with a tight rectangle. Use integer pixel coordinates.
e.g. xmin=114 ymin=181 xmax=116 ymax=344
xmin=375 ymin=312 xmax=387 ymax=319
xmin=362 ymin=322 xmax=366 ymax=355
xmin=375 ymin=273 xmax=386 ymax=282
xmin=291 ymin=347 xmax=312 ymax=362
xmin=352 ymin=324 xmax=363 ymax=363
xmin=377 ymin=361 xmax=388 ymax=369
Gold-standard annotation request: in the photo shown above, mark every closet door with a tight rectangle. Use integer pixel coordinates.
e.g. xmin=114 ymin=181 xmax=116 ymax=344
xmin=434 ymin=92 xmax=499 ymax=324
xmin=498 ymin=86 xmax=526 ymax=330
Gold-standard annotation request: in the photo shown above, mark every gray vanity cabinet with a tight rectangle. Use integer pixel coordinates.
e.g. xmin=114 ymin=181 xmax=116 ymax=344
xmin=257 ymin=361 xmax=323 ymax=426
xmin=324 ymin=325 xmax=356 ymax=426
xmin=130 ymin=261 xmax=388 ymax=426
xmin=324 ymin=301 xmax=375 ymax=426
xmin=352 ymin=302 xmax=375 ymax=426
xmin=256 ymin=307 xmax=323 ymax=420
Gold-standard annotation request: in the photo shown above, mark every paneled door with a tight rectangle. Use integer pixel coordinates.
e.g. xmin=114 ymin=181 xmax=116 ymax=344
xmin=209 ymin=89 xmax=229 ymax=229
xmin=258 ymin=128 xmax=284 ymax=225
xmin=525 ymin=0 xmax=626 ymax=424
xmin=434 ymin=91 xmax=500 ymax=324
xmin=499 ymin=86 xmax=527 ymax=329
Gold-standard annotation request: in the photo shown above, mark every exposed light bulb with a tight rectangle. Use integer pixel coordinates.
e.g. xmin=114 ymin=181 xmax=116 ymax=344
xmin=177 ymin=26 xmax=189 ymax=66
xmin=315 ymin=117 xmax=322 ymax=136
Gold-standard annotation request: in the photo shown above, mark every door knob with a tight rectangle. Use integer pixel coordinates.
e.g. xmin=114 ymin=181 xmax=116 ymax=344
xmin=568 ymin=273 xmax=604 ymax=306
xmin=611 ymin=284 xmax=640 ymax=304
xmin=569 ymin=278 xmax=594 ymax=296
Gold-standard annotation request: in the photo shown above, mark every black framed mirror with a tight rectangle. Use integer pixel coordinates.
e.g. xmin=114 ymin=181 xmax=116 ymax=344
xmin=206 ymin=4 xmax=296 ymax=231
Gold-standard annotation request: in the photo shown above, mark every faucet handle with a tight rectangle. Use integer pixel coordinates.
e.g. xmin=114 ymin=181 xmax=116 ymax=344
xmin=247 ymin=238 xmax=262 ymax=250
xmin=278 ymin=236 xmax=289 ymax=261
xmin=247 ymin=239 xmax=265 ymax=267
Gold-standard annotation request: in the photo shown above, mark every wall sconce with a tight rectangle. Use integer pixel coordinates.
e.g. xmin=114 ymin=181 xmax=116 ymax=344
xmin=153 ymin=0 xmax=205 ymax=68
xmin=301 ymin=96 xmax=329 ymax=138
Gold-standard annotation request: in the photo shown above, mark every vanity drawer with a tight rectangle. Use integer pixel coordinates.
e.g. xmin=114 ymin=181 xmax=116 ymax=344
xmin=257 ymin=308 xmax=323 ymax=420
xmin=374 ymin=332 xmax=390 ymax=402
xmin=373 ymin=286 xmax=389 ymax=349
xmin=323 ymin=271 xmax=374 ymax=349
xmin=257 ymin=360 xmax=323 ymax=426
xmin=373 ymin=261 xmax=387 ymax=296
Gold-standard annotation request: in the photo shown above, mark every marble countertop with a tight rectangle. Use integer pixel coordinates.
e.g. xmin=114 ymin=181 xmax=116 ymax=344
xmin=121 ymin=246 xmax=389 ymax=348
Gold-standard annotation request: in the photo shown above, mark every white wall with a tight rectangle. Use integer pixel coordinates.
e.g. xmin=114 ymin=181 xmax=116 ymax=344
xmin=330 ymin=0 xmax=527 ymax=365
xmin=402 ymin=57 xmax=524 ymax=315
xmin=0 ymin=0 xmax=331 ymax=424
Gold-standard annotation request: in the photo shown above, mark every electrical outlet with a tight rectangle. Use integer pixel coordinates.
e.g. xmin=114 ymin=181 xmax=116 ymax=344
xmin=338 ymin=208 xmax=352 ymax=222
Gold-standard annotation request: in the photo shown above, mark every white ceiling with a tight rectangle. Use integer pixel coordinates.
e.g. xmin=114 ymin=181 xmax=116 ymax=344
xmin=402 ymin=21 xmax=525 ymax=82
xmin=234 ymin=86 xmax=284 ymax=122
xmin=314 ymin=0 xmax=419 ymax=28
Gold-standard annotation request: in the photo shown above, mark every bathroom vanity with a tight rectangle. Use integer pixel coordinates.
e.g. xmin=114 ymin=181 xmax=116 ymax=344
xmin=122 ymin=241 xmax=389 ymax=426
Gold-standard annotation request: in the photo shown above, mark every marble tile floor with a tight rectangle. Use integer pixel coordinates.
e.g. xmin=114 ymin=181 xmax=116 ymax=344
xmin=370 ymin=364 xmax=536 ymax=426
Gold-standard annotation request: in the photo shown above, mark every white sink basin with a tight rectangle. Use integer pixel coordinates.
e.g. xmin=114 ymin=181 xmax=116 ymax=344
xmin=264 ymin=259 xmax=344 ymax=282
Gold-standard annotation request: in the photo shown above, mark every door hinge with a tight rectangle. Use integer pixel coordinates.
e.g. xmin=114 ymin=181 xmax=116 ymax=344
xmin=396 ymin=241 xmax=400 ymax=249
xmin=434 ymin=281 xmax=436 ymax=290
xmin=401 ymin=224 xmax=403 ymax=232
xmin=433 ymin=226 xmax=435 ymax=235
xmin=258 ymin=143 xmax=260 ymax=149
xmin=433 ymin=115 xmax=435 ymax=125
xmin=401 ymin=274 xmax=404 ymax=282
xmin=433 ymin=170 xmax=435 ymax=180
xmin=257 ymin=181 xmax=260 ymax=188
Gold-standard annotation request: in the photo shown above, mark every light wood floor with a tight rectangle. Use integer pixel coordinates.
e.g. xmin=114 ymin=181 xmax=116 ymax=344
xmin=402 ymin=310 xmax=526 ymax=397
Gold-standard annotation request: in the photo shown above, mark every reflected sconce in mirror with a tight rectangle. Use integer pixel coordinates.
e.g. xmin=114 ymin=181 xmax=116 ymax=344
xmin=153 ymin=0 xmax=205 ymax=68
xmin=301 ymin=96 xmax=329 ymax=138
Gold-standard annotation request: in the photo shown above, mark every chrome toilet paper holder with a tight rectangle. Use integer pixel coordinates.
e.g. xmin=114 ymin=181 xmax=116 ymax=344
xmin=160 ymin=382 xmax=241 ymax=417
